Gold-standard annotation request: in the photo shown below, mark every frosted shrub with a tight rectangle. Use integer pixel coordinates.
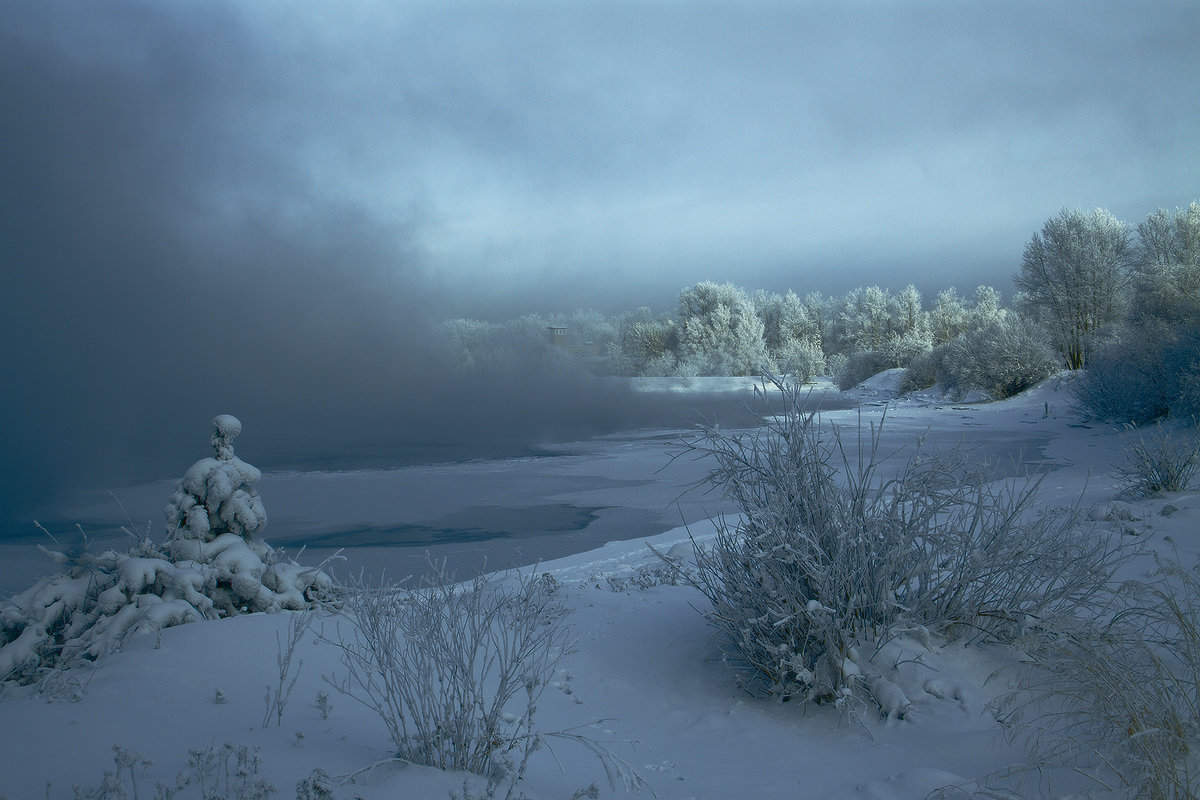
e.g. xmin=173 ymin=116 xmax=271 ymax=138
xmin=295 ymin=769 xmax=337 ymax=800
xmin=325 ymin=566 xmax=570 ymax=776
xmin=835 ymin=350 xmax=890 ymax=391
xmin=1073 ymin=323 xmax=1200 ymax=425
xmin=940 ymin=316 xmax=1061 ymax=400
xmin=774 ymin=339 xmax=825 ymax=384
xmin=325 ymin=563 xmax=646 ymax=798
xmin=263 ymin=609 xmax=314 ymax=728
xmin=998 ymin=557 xmax=1200 ymax=800
xmin=669 ymin=375 xmax=1125 ymax=710
xmin=1074 ymin=338 xmax=1164 ymax=423
xmin=62 ymin=742 xmax=276 ymax=800
xmin=899 ymin=342 xmax=949 ymax=394
xmin=1116 ymin=423 xmax=1200 ymax=496
xmin=0 ymin=416 xmax=331 ymax=686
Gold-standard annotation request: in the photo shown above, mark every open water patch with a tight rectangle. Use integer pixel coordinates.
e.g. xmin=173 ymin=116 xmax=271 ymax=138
xmin=290 ymin=503 xmax=607 ymax=549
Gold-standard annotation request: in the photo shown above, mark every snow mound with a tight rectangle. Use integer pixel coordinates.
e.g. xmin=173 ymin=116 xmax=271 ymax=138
xmin=844 ymin=367 xmax=907 ymax=401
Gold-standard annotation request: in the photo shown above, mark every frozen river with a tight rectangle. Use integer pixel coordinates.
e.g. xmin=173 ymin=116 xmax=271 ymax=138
xmin=0 ymin=376 xmax=1064 ymax=594
xmin=0 ymin=378 xmax=788 ymax=590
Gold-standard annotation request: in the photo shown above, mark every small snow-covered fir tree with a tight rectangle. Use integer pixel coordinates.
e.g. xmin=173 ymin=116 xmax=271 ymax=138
xmin=162 ymin=414 xmax=323 ymax=616
xmin=0 ymin=415 xmax=331 ymax=687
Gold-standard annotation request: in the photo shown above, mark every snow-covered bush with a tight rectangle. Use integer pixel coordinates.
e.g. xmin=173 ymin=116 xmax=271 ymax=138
xmin=999 ymin=556 xmax=1200 ymax=800
xmin=0 ymin=415 xmax=331 ymax=686
xmin=669 ymin=376 xmax=1125 ymax=710
xmin=939 ymin=316 xmax=1062 ymax=400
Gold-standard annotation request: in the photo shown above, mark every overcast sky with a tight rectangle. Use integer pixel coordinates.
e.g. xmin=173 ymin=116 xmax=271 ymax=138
xmin=2 ymin=1 xmax=1198 ymax=536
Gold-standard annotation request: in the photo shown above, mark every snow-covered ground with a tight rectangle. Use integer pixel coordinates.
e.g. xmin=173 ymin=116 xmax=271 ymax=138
xmin=2 ymin=375 xmax=1197 ymax=799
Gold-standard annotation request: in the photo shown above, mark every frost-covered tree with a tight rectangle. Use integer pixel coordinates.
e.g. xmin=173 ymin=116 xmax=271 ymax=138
xmin=882 ymin=326 xmax=933 ymax=370
xmin=1131 ymin=201 xmax=1200 ymax=327
xmin=615 ymin=307 xmax=677 ymax=375
xmin=876 ymin=284 xmax=932 ymax=368
xmin=439 ymin=313 xmax=575 ymax=375
xmin=442 ymin=310 xmax=621 ymax=374
xmin=166 ymin=415 xmax=265 ymax=543
xmin=1074 ymin=201 xmax=1200 ymax=423
xmin=163 ymin=414 xmax=326 ymax=616
xmin=754 ymin=290 xmax=797 ymax=353
xmin=802 ymin=291 xmax=835 ymax=355
xmin=0 ymin=415 xmax=331 ymax=686
xmin=969 ymin=285 xmax=1007 ymax=328
xmin=892 ymin=284 xmax=925 ymax=338
xmin=676 ymin=281 xmax=769 ymax=376
xmin=928 ymin=288 xmax=970 ymax=345
xmin=568 ymin=308 xmax=620 ymax=353
xmin=440 ymin=318 xmax=495 ymax=373
xmin=1015 ymin=208 xmax=1133 ymax=369
xmin=837 ymin=285 xmax=893 ymax=354
xmin=831 ymin=285 xmax=933 ymax=373
xmin=755 ymin=290 xmax=822 ymax=377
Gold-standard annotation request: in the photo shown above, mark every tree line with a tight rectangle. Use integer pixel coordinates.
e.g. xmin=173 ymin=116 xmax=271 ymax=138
xmin=441 ymin=201 xmax=1200 ymax=422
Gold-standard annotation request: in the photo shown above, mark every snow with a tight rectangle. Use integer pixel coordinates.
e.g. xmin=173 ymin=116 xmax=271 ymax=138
xmin=1 ymin=375 xmax=1197 ymax=799
xmin=845 ymin=367 xmax=909 ymax=400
